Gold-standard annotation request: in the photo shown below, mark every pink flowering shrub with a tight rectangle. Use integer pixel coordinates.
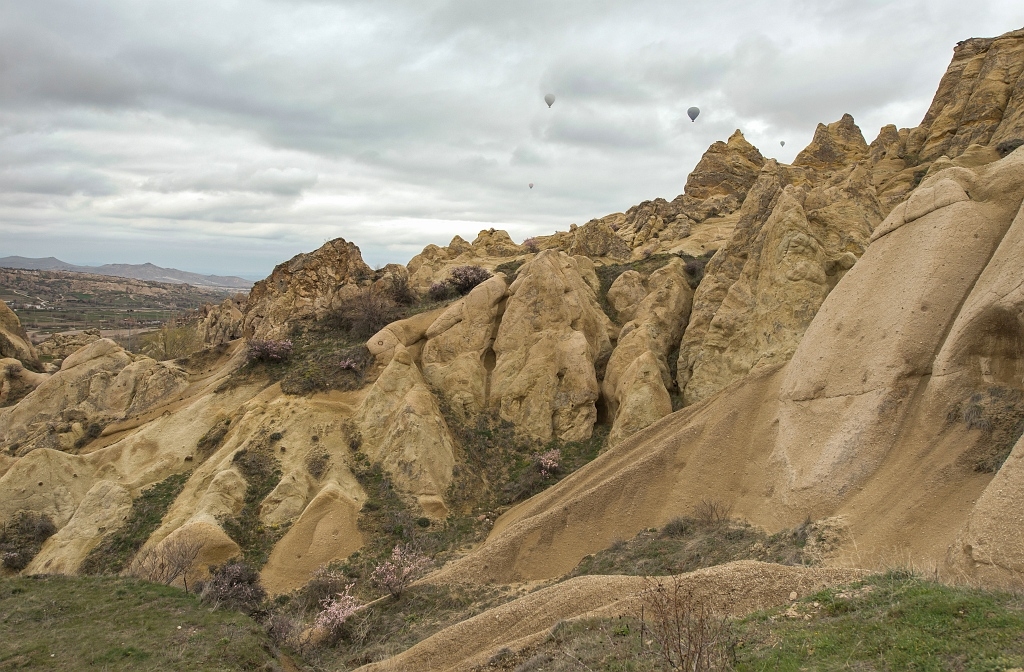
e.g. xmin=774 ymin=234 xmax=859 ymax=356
xmin=246 ymin=338 xmax=293 ymax=362
xmin=522 ymin=237 xmax=540 ymax=253
xmin=370 ymin=544 xmax=431 ymax=598
xmin=313 ymin=583 xmax=362 ymax=644
xmin=536 ymin=449 xmax=561 ymax=478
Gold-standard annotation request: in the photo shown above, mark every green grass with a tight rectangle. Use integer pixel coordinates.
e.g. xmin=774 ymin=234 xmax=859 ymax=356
xmin=0 ymin=575 xmax=279 ymax=671
xmin=491 ymin=573 xmax=1024 ymax=672
xmin=220 ymin=445 xmax=286 ymax=568
xmin=79 ymin=472 xmax=190 ymax=576
xmin=734 ymin=571 xmax=1024 ymax=670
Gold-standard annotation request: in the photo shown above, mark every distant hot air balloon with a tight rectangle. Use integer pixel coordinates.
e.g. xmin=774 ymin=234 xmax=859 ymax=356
xmin=529 ymin=183 xmax=534 ymax=189
xmin=544 ymin=93 xmax=556 ymax=108
xmin=780 ymin=140 xmax=786 ymax=147
xmin=687 ymin=106 xmax=700 ymax=122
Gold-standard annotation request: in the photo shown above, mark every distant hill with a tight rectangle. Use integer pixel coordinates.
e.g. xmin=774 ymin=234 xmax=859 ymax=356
xmin=0 ymin=256 xmax=252 ymax=290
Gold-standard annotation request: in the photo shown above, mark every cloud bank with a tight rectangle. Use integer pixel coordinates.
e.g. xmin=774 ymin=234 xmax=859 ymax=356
xmin=1 ymin=0 xmax=1022 ymax=277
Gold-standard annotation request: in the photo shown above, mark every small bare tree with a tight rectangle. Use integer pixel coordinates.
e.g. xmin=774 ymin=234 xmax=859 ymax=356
xmin=128 ymin=532 xmax=203 ymax=592
xmin=642 ymin=575 xmax=734 ymax=671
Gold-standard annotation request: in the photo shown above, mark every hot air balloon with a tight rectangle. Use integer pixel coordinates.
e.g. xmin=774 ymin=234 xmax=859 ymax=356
xmin=544 ymin=94 xmax=555 ymax=108
xmin=780 ymin=140 xmax=786 ymax=147
xmin=529 ymin=183 xmax=534 ymax=189
xmin=687 ymin=106 xmax=700 ymax=122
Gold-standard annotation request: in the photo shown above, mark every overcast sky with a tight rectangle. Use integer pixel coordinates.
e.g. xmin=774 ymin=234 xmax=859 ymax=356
xmin=2 ymin=1 xmax=1023 ymax=279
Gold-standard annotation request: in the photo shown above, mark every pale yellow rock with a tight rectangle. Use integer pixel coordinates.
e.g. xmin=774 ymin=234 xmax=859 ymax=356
xmin=25 ymin=480 xmax=132 ymax=575
xmin=490 ymin=250 xmax=613 ymax=442
xmin=421 ymin=275 xmax=508 ymax=417
xmin=607 ymin=271 xmax=647 ymax=323
xmin=35 ymin=329 xmax=102 ymax=359
xmin=679 ymin=143 xmax=880 ymax=406
xmin=0 ymin=339 xmax=188 ymax=454
xmin=261 ymin=483 xmax=363 ymax=594
xmin=604 ymin=259 xmax=693 ymax=445
xmin=359 ymin=345 xmax=455 ymax=513
xmin=197 ymin=299 xmax=244 ymax=346
xmin=0 ymin=301 xmax=39 ymax=370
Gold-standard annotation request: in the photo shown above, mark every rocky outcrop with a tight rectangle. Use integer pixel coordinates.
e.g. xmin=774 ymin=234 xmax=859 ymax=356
xmin=242 ymin=238 xmax=372 ymax=340
xmin=607 ymin=271 xmax=648 ymax=323
xmin=0 ymin=339 xmax=189 ymax=454
xmin=35 ymin=329 xmax=102 ymax=360
xmin=793 ymin=113 xmax=870 ymax=171
xmin=490 ymin=250 xmax=614 ymax=443
xmin=197 ymin=299 xmax=244 ymax=346
xmin=907 ymin=29 xmax=1024 ymax=163
xmin=603 ymin=259 xmax=693 ymax=446
xmin=677 ymin=117 xmax=882 ymax=405
xmin=0 ymin=358 xmax=49 ymax=407
xmin=0 ymin=302 xmax=40 ymax=371
xmin=420 ymin=275 xmax=508 ymax=418
xmin=407 ymin=230 xmax=523 ymax=292
xmin=359 ymin=345 xmax=456 ymax=517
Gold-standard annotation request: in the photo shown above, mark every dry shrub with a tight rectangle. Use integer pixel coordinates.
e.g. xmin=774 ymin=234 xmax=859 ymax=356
xmin=306 ymin=449 xmax=331 ymax=480
xmin=127 ymin=531 xmax=204 ymax=592
xmin=692 ymin=498 xmax=732 ymax=528
xmin=0 ymin=511 xmax=56 ymax=570
xmin=337 ymin=290 xmax=401 ymax=339
xmin=200 ymin=559 xmax=267 ymax=614
xmin=642 ymin=575 xmax=734 ymax=670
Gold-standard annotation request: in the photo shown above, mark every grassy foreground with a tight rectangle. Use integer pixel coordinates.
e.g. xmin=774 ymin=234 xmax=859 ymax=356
xmin=0 ymin=575 xmax=279 ymax=671
xmin=493 ymin=572 xmax=1024 ymax=671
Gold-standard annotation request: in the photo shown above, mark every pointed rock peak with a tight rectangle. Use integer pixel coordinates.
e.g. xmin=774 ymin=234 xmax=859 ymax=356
xmin=682 ymin=130 xmax=766 ymax=202
xmin=793 ymin=113 xmax=868 ymax=170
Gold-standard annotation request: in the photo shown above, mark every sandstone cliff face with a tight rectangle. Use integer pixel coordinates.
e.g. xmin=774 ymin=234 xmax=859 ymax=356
xmin=242 ymin=238 xmax=372 ymax=340
xmin=434 ymin=145 xmax=1024 ymax=586
xmin=490 ymin=250 xmax=614 ymax=443
xmin=603 ymin=258 xmax=693 ymax=446
xmin=0 ymin=301 xmax=40 ymax=371
xmin=907 ymin=29 xmax=1024 ymax=163
xmin=420 ymin=274 xmax=508 ymax=418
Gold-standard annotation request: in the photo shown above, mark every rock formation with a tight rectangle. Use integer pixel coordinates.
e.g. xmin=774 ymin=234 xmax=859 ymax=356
xmin=35 ymin=329 xmax=102 ymax=360
xmin=420 ymin=274 xmax=508 ymax=417
xmin=197 ymin=299 xmax=244 ymax=346
xmin=242 ymin=238 xmax=373 ymax=340
xmin=0 ymin=339 xmax=188 ymax=454
xmin=603 ymin=258 xmax=693 ymax=446
xmin=0 ymin=301 xmax=40 ymax=371
xmin=490 ymin=250 xmax=614 ymax=443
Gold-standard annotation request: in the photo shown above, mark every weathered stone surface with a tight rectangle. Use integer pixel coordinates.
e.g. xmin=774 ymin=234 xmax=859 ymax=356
xmin=421 ymin=275 xmax=508 ymax=417
xmin=0 ymin=339 xmax=189 ymax=454
xmin=907 ymin=28 xmax=1024 ymax=163
xmin=607 ymin=271 xmax=647 ymax=323
xmin=25 ymin=480 xmax=132 ymax=575
xmin=604 ymin=259 xmax=693 ymax=445
xmin=197 ymin=300 xmax=244 ymax=346
xmin=682 ymin=129 xmax=768 ymax=202
xmin=490 ymin=250 xmax=614 ymax=443
xmin=243 ymin=238 xmax=372 ymax=340
xmin=35 ymin=329 xmax=102 ymax=360
xmin=359 ymin=345 xmax=456 ymax=516
xmin=678 ymin=126 xmax=882 ymax=405
xmin=793 ymin=114 xmax=869 ymax=171
xmin=0 ymin=358 xmax=48 ymax=406
xmin=0 ymin=301 xmax=40 ymax=371
xmin=407 ymin=230 xmax=524 ymax=292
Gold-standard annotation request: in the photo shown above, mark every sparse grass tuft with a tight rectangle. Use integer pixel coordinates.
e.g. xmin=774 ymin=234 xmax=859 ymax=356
xmin=80 ymin=472 xmax=189 ymax=576
xmin=220 ymin=445 xmax=285 ymax=568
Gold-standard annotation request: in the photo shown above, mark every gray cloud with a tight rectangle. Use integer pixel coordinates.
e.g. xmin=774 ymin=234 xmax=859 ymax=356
xmin=1 ymin=0 xmax=1023 ymax=277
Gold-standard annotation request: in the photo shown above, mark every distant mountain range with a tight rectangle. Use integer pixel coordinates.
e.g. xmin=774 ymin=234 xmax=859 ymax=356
xmin=0 ymin=256 xmax=253 ymax=290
